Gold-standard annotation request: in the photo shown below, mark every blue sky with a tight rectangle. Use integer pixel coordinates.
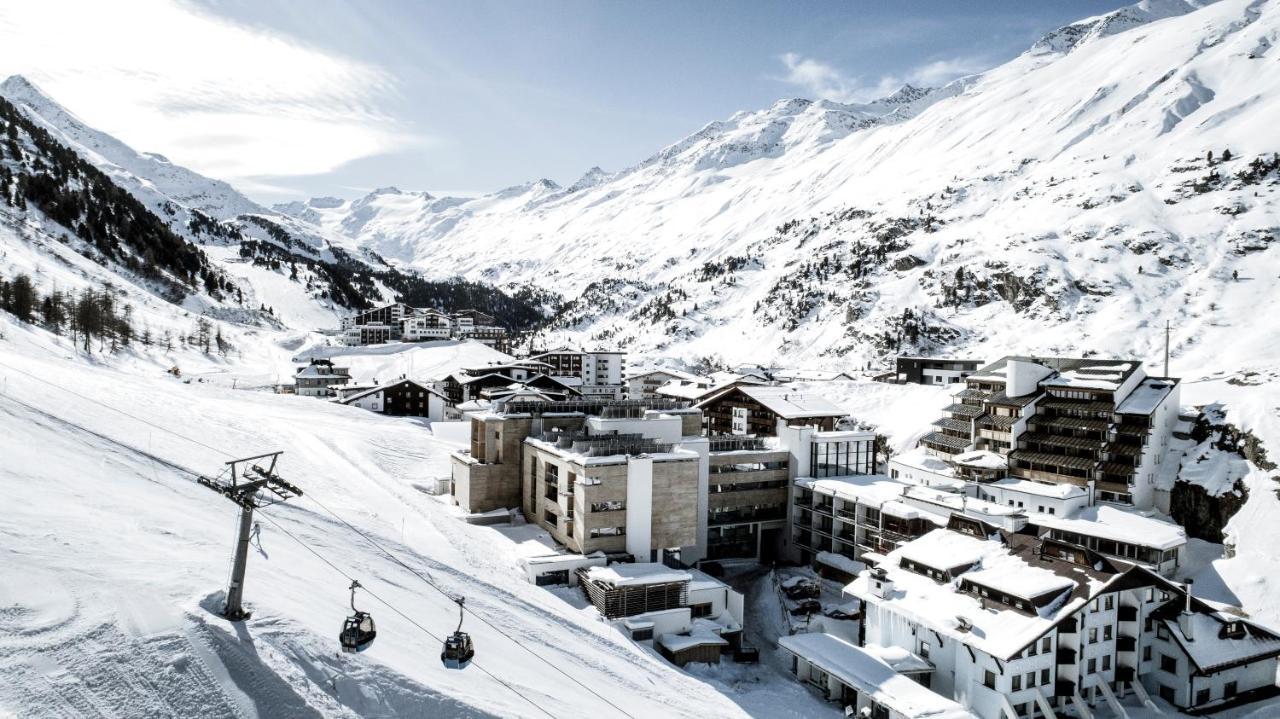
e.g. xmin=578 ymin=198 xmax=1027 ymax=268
xmin=1 ymin=0 xmax=1132 ymax=202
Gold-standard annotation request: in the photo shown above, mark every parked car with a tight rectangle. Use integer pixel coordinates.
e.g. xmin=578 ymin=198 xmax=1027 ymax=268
xmin=789 ymin=599 xmax=822 ymax=616
xmin=823 ymin=606 xmax=860 ymax=621
xmin=784 ymin=583 xmax=820 ymax=600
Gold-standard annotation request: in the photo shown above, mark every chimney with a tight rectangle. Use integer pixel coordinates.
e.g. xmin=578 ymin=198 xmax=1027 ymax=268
xmin=869 ymin=567 xmax=893 ymax=599
xmin=1178 ymin=579 xmax=1195 ymax=642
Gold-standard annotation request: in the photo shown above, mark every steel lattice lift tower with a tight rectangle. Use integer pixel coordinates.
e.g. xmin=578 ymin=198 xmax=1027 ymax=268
xmin=198 ymin=451 xmax=302 ymax=621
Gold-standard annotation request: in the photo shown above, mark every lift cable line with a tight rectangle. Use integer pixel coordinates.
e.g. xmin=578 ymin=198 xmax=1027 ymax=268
xmin=302 ymin=492 xmax=639 ymax=719
xmin=0 ymin=359 xmax=635 ymax=718
xmin=252 ymin=508 xmax=557 ymax=719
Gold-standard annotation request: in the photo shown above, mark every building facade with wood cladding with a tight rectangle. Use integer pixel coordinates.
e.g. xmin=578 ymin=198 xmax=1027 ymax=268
xmin=696 ymin=385 xmax=848 ymax=437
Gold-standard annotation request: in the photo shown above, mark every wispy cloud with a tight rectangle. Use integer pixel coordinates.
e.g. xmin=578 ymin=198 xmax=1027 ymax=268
xmin=0 ymin=0 xmax=420 ymax=185
xmin=775 ymin=52 xmax=990 ymax=103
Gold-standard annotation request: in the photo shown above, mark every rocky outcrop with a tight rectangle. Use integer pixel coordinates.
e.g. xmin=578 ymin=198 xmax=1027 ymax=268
xmin=1170 ymin=478 xmax=1248 ymax=542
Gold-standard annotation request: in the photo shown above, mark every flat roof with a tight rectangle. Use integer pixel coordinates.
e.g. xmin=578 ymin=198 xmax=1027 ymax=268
xmin=779 ymin=633 xmax=974 ymax=719
xmin=989 ymin=478 xmax=1087 ymax=500
xmin=1030 ymin=506 xmax=1186 ymax=550
xmin=583 ymin=563 xmax=691 ymax=587
xmin=1116 ymin=377 xmax=1179 ymax=415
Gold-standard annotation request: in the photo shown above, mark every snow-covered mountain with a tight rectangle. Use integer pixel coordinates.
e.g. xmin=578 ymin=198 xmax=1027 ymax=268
xmin=3 ymin=2 xmax=1280 ymax=718
xmin=274 ymin=0 xmax=1278 ymax=374
xmin=0 ymin=76 xmax=553 ymax=333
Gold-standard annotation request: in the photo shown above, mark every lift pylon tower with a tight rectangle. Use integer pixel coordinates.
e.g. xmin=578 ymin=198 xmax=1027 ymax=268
xmin=198 ymin=451 xmax=303 ymax=621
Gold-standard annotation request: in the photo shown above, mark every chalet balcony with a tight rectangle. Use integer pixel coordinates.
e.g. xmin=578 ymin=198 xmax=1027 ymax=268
xmin=943 ymin=403 xmax=984 ymax=418
xmin=933 ymin=417 xmax=972 ymax=433
xmin=920 ymin=431 xmax=970 ymax=453
xmin=1040 ymin=398 xmax=1115 ymax=414
xmin=1030 ymin=415 xmax=1110 ymax=433
xmin=1019 ymin=431 xmax=1103 ymax=454
xmin=813 ymin=502 xmax=835 ymax=516
xmin=976 ymin=414 xmax=1018 ymax=431
xmin=837 ymin=529 xmax=858 ymax=543
xmin=1117 ymin=635 xmax=1137 ymax=652
xmin=1118 ymin=606 xmax=1138 ymax=622
xmin=1056 ymin=647 xmax=1076 ymax=665
xmin=1114 ymin=422 xmax=1150 ymax=438
xmin=836 ymin=507 xmax=858 ymax=521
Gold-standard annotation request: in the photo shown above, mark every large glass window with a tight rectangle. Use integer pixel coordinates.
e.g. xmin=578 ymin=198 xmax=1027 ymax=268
xmin=810 ymin=439 xmax=875 ymax=477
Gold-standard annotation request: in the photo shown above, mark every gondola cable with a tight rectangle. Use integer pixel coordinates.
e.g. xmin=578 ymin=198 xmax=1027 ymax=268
xmin=254 ymin=509 xmax=557 ymax=719
xmin=0 ymin=360 xmax=634 ymax=718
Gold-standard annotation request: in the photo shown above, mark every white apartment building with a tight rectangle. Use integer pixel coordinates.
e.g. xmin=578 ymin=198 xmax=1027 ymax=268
xmin=340 ymin=303 xmax=510 ymax=350
xmin=293 ymin=358 xmax=352 ymax=398
xmin=625 ymin=368 xmax=706 ymax=400
xmin=527 ymin=348 xmax=627 ymax=398
xmin=843 ymin=526 xmax=1280 ymax=718
xmin=915 ymin=356 xmax=1181 ymax=510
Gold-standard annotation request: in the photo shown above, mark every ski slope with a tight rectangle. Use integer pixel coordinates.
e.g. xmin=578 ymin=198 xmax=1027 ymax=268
xmin=0 ymin=314 xmax=856 ymax=718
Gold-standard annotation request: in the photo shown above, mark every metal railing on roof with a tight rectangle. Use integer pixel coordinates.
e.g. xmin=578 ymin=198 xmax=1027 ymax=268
xmin=708 ymin=436 xmax=770 ymax=452
xmin=504 ymin=397 xmax=691 ymax=416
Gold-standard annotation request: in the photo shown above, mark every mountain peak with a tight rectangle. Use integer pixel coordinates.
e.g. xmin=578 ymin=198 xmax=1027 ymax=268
xmin=881 ymin=84 xmax=932 ymax=105
xmin=0 ymin=74 xmax=80 ymax=121
xmin=567 ymin=166 xmax=609 ymax=193
xmin=1030 ymin=0 xmax=1218 ymax=55
xmin=1 ymin=74 xmax=49 ymax=100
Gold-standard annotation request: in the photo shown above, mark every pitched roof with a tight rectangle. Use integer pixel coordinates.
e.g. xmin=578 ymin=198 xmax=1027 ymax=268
xmin=697 ymin=384 xmax=847 ymax=419
xmin=337 ymin=379 xmax=446 ymax=405
xmin=848 ymin=529 xmax=1129 ymax=660
xmin=778 ymin=634 xmax=975 ymax=719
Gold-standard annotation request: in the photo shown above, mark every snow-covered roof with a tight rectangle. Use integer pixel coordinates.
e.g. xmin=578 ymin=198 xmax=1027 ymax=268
xmin=989 ymin=478 xmax=1087 ymax=500
xmin=863 ymin=644 xmax=934 ymax=674
xmin=969 ymin=356 xmax=1141 ymax=391
xmin=1029 ymin=505 xmax=1186 ymax=550
xmin=295 ymin=364 xmax=350 ymax=378
xmin=654 ymin=379 xmax=715 ymax=400
xmin=848 ymin=528 xmax=1098 ymax=660
xmin=1160 ymin=612 xmax=1280 ymax=674
xmin=687 ymin=568 xmax=731 ymax=593
xmin=627 ymin=368 xmax=703 ymax=382
xmin=952 ymin=450 xmax=1007 ymax=470
xmin=900 ymin=486 xmax=1024 ymax=522
xmin=700 ymin=385 xmax=847 ymax=419
xmin=816 ymin=550 xmax=865 ymax=576
xmin=775 ymin=369 xmax=854 ymax=382
xmin=892 ymin=446 xmax=958 ymax=476
xmin=1115 ymin=377 xmax=1178 ymax=415
xmin=338 ymin=378 xmax=445 ymax=405
xmin=798 ymin=474 xmax=908 ymax=506
xmin=963 ymin=562 xmax=1075 ymax=602
xmin=583 ymin=563 xmax=691 ymax=587
xmin=896 ymin=530 xmax=989 ymax=571
xmin=778 ymin=633 xmax=975 ymax=719
xmin=657 ymin=631 xmax=728 ymax=652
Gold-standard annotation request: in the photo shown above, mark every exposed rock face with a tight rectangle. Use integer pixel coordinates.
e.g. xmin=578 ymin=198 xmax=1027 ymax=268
xmin=1170 ymin=478 xmax=1248 ymax=542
